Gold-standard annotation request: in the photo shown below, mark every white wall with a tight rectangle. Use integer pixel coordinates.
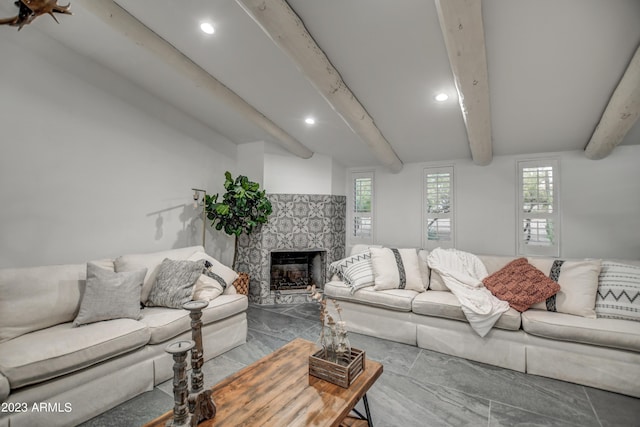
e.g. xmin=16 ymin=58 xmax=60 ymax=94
xmin=263 ymin=144 xmax=346 ymax=195
xmin=237 ymin=141 xmax=265 ymax=187
xmin=560 ymin=148 xmax=640 ymax=258
xmin=353 ymin=146 xmax=640 ymax=260
xmin=331 ymin=158 xmax=347 ymax=197
xmin=0 ymin=29 xmax=238 ymax=268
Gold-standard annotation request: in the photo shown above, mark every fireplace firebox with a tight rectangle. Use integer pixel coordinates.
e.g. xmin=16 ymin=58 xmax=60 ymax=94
xmin=270 ymin=249 xmax=326 ymax=293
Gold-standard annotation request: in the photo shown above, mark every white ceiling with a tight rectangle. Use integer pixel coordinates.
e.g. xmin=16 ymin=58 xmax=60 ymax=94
xmin=3 ymin=0 xmax=639 ymax=169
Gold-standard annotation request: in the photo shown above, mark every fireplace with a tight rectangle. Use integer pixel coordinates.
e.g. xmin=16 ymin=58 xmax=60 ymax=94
xmin=270 ymin=250 xmax=326 ymax=293
xmin=235 ymin=193 xmax=346 ymax=304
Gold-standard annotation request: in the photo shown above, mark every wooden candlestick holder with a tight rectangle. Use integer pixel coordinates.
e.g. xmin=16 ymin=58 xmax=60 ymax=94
xmin=183 ymin=300 xmax=216 ymax=424
xmin=165 ymin=340 xmax=195 ymax=427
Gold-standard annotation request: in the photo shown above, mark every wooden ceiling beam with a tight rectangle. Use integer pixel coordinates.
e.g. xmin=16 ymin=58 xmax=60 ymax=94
xmin=584 ymin=44 xmax=640 ymax=160
xmin=235 ymin=0 xmax=403 ymax=173
xmin=75 ymin=0 xmax=313 ymax=159
xmin=435 ymin=0 xmax=492 ymax=166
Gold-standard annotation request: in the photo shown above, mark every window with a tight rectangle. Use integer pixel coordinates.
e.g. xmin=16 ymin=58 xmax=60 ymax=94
xmin=350 ymin=171 xmax=374 ymax=243
xmin=517 ymin=159 xmax=559 ymax=257
xmin=423 ymin=166 xmax=454 ymax=249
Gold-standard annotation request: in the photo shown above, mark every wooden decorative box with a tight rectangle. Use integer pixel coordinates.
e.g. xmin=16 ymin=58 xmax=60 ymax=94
xmin=308 ymin=347 xmax=365 ymax=388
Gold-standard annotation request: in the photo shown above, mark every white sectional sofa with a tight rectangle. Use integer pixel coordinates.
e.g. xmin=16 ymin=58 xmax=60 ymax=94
xmin=325 ymin=246 xmax=640 ymax=398
xmin=0 ymin=246 xmax=248 ymax=427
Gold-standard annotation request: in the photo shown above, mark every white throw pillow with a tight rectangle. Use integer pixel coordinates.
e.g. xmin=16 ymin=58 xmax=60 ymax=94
xmin=74 ymin=263 xmax=146 ymax=326
xmin=370 ymin=247 xmax=425 ymax=292
xmin=188 ymin=252 xmax=238 ymax=301
xmin=330 ymin=251 xmax=370 ymax=275
xmin=529 ymin=258 xmax=602 ymax=318
xmin=223 ymin=283 xmax=237 ymax=295
xmin=595 ymin=261 xmax=640 ymax=322
xmin=193 ymin=274 xmax=224 ymax=301
xmin=188 ymin=252 xmax=238 ymax=284
xmin=330 ymin=251 xmax=375 ymax=293
xmin=342 ymin=257 xmax=375 ymax=293
xmin=429 ymin=270 xmax=449 ymax=291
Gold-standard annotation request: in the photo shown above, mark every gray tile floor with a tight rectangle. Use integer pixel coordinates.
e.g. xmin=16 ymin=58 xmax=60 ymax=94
xmin=81 ymin=304 xmax=640 ymax=427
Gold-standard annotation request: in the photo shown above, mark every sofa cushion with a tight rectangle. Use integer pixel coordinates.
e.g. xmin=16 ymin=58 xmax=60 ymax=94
xmin=595 ymin=261 xmax=640 ymax=322
xmin=0 ymin=319 xmax=149 ymax=388
xmin=529 ymin=258 xmax=602 ymax=318
xmin=477 ymin=255 xmax=518 ymax=275
xmin=324 ymin=280 xmax=417 ymax=312
xmin=114 ymin=245 xmax=204 ymax=303
xmin=138 ymin=294 xmax=248 ymax=344
xmin=370 ymin=247 xmax=425 ymax=292
xmin=522 ymin=309 xmax=640 ymax=352
xmin=146 ymin=259 xmax=202 ymax=309
xmin=412 ymin=291 xmax=522 ymax=331
xmin=89 ymin=258 xmax=115 ymax=272
xmin=73 ymin=263 xmax=147 ymax=326
xmin=0 ymin=263 xmax=85 ymax=343
xmin=428 ymin=269 xmax=449 ymax=291
xmin=482 ymin=258 xmax=560 ymax=312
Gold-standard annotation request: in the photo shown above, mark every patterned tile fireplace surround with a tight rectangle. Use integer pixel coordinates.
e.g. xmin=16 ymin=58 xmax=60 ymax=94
xmin=235 ymin=194 xmax=346 ymax=304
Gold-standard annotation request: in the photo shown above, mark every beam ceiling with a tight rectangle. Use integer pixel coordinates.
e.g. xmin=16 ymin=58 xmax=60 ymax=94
xmin=76 ymin=0 xmax=313 ymax=160
xmin=585 ymin=44 xmax=640 ymax=160
xmin=235 ymin=0 xmax=404 ymax=173
xmin=436 ymin=0 xmax=492 ymax=166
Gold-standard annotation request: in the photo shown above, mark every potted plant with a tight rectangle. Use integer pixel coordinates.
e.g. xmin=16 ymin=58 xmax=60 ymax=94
xmin=204 ymin=171 xmax=272 ymax=270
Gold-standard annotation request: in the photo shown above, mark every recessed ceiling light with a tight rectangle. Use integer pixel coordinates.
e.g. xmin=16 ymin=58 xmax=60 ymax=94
xmin=434 ymin=93 xmax=449 ymax=102
xmin=200 ymin=22 xmax=215 ymax=35
xmin=305 ymin=117 xmax=316 ymax=125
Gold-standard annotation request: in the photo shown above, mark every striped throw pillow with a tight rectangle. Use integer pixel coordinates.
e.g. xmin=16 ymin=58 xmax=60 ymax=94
xmin=370 ymin=247 xmax=425 ymax=292
xmin=529 ymin=258 xmax=601 ymax=318
xmin=595 ymin=262 xmax=640 ymax=322
xmin=330 ymin=252 xmax=375 ymax=293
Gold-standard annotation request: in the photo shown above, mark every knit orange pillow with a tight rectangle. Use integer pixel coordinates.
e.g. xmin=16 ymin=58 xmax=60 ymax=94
xmin=482 ymin=258 xmax=560 ymax=312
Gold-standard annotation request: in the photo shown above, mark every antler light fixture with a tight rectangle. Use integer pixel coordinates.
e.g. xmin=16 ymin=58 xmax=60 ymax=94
xmin=0 ymin=0 xmax=72 ymax=31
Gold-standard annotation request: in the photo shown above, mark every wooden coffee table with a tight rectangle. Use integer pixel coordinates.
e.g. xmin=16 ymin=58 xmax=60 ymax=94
xmin=143 ymin=338 xmax=383 ymax=427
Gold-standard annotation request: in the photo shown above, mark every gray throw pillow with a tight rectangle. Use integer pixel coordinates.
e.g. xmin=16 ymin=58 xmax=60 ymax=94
xmin=73 ymin=263 xmax=147 ymax=326
xmin=146 ymin=258 xmax=203 ymax=308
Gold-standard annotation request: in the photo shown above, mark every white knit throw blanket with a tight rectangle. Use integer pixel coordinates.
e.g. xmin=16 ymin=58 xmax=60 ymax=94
xmin=427 ymin=248 xmax=509 ymax=337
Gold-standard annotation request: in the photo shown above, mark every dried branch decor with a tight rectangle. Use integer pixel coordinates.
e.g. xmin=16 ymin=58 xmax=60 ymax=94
xmin=308 ymin=285 xmax=350 ymax=364
xmin=307 ymin=285 xmax=364 ymax=388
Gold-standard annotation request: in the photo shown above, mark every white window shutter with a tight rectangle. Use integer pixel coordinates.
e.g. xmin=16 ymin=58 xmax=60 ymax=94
xmin=423 ymin=166 xmax=454 ymax=249
xmin=517 ymin=159 xmax=560 ymax=257
xmin=350 ymin=171 xmax=374 ymax=244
